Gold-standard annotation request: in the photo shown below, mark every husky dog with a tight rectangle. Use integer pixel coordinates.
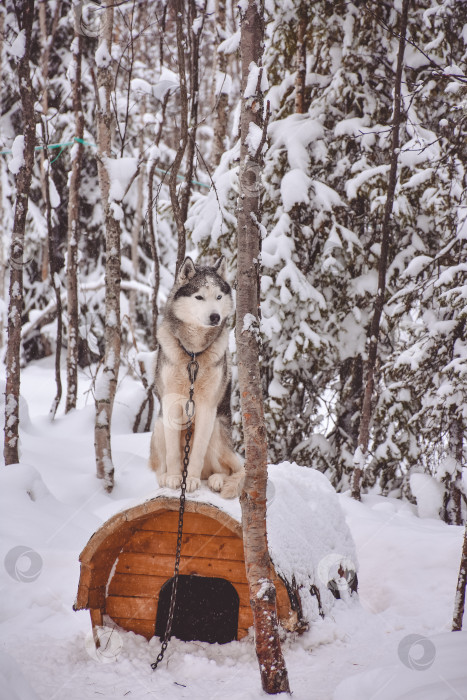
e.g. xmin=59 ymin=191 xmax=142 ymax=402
xmin=149 ymin=256 xmax=244 ymax=498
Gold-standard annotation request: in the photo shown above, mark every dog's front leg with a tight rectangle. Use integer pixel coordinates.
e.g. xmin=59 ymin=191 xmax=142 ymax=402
xmin=160 ymin=394 xmax=184 ymax=490
xmin=185 ymin=406 xmax=217 ymax=492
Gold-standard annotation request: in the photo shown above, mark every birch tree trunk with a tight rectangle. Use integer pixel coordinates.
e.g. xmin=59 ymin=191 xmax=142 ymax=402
xmin=236 ymin=0 xmax=290 ymax=694
xmin=4 ymin=0 xmax=36 ymax=465
xmin=93 ymin=5 xmax=121 ymax=491
xmin=39 ymin=0 xmax=63 ymax=419
xmin=65 ymin=25 xmax=84 ymax=413
xmin=350 ymin=0 xmax=410 ymax=500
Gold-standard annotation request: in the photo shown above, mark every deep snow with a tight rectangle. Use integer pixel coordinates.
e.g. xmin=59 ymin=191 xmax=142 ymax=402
xmin=0 ymin=357 xmax=466 ymax=700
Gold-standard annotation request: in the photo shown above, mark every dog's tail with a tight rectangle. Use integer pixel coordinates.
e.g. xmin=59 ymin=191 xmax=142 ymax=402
xmin=220 ymin=467 xmax=245 ymax=499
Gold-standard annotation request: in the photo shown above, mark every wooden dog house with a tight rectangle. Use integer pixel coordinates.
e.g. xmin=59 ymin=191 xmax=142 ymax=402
xmin=74 ymin=463 xmax=357 ymax=644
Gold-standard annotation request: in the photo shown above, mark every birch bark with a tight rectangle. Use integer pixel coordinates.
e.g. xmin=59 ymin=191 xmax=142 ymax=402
xmin=4 ymin=0 xmax=36 ymax=465
xmin=93 ymin=4 xmax=122 ymax=491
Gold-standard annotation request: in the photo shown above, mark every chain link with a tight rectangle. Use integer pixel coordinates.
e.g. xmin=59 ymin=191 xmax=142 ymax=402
xmin=151 ymin=354 xmax=198 ymax=671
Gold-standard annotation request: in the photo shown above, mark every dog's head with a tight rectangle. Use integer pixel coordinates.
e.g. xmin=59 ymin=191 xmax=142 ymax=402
xmin=171 ymin=256 xmax=233 ymax=328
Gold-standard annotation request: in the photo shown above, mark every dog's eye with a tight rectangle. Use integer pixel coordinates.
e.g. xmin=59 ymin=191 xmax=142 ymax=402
xmin=216 ymin=295 xmax=222 ymax=300
xmin=195 ymin=295 xmax=204 ymax=300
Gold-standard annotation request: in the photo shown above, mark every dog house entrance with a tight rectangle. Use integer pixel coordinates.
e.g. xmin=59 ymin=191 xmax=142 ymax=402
xmin=155 ymin=575 xmax=240 ymax=644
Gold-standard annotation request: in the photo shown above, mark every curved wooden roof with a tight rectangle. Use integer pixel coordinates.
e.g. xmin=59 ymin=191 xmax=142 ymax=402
xmin=74 ymin=497 xmax=243 ymax=612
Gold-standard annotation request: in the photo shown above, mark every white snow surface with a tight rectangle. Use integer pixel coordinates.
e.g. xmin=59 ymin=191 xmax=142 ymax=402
xmin=0 ymin=358 xmax=465 ymax=700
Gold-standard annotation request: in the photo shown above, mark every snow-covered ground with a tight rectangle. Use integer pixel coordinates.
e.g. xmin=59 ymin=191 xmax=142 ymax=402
xmin=1 ymin=357 xmax=466 ymax=700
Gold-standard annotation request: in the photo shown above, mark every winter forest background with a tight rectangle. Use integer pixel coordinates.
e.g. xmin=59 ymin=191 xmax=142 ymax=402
xmin=1 ymin=0 xmax=467 ymax=526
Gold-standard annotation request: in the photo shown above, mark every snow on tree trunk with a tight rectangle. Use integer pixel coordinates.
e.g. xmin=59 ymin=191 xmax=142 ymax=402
xmin=65 ymin=26 xmax=84 ymax=414
xmin=3 ymin=0 xmax=36 ymax=466
xmin=93 ymin=4 xmax=121 ymax=492
xmin=236 ymin=1 xmax=290 ymax=695
xmin=351 ymin=0 xmax=411 ymax=501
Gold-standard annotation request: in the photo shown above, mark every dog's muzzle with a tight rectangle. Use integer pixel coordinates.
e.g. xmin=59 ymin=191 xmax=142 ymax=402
xmin=209 ymin=313 xmax=221 ymax=326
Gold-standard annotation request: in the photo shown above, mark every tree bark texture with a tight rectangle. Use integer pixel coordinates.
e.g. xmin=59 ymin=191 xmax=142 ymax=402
xmin=236 ymin=1 xmax=290 ymax=694
xmin=65 ymin=28 xmax=84 ymax=413
xmin=39 ymin=0 xmax=63 ymax=419
xmin=0 ymin=9 xmax=5 ymax=350
xmin=93 ymin=4 xmax=121 ymax=491
xmin=170 ymin=0 xmax=189 ymax=275
xmin=147 ymin=160 xmax=160 ymax=350
xmin=4 ymin=0 xmax=36 ymax=465
xmin=453 ymin=520 xmax=467 ymax=630
xmin=294 ymin=3 xmax=308 ymax=114
xmin=212 ymin=0 xmax=229 ymax=166
xmin=351 ymin=0 xmax=410 ymax=501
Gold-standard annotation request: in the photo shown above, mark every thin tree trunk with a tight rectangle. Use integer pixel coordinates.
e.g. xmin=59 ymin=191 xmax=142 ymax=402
xmin=351 ymin=0 xmax=410 ymax=501
xmin=453 ymin=522 xmax=467 ymax=631
xmin=170 ymin=0 xmax=189 ymax=275
xmin=65 ymin=27 xmax=84 ymax=413
xmin=0 ymin=9 xmax=5 ymax=350
xmin=41 ymin=119 xmax=63 ymax=419
xmin=129 ymin=120 xmax=145 ymax=323
xmin=39 ymin=0 xmax=63 ymax=419
xmin=180 ymin=0 xmax=206 ymax=226
xmin=147 ymin=160 xmax=160 ymax=350
xmin=236 ymin=0 xmax=290 ymax=694
xmin=4 ymin=0 xmax=36 ymax=465
xmin=294 ymin=3 xmax=308 ymax=114
xmin=212 ymin=0 xmax=229 ymax=166
xmin=93 ymin=4 xmax=121 ymax=491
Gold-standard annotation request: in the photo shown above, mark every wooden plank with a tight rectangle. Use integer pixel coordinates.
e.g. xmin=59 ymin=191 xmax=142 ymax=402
xmin=141 ymin=511 xmax=237 ymax=537
xmin=90 ymin=608 xmax=103 ymax=627
xmin=116 ymin=552 xmax=248 ymax=582
xmin=108 ymin=572 xmax=252 ymax=608
xmin=125 ymin=530 xmax=245 ymax=560
xmin=238 ymin=605 xmax=254 ymax=629
xmin=87 ymin=586 xmax=106 ymax=609
xmin=108 ymin=573 xmax=166 ymax=598
xmin=106 ymin=595 xmax=157 ymax=620
xmin=112 ymin=617 xmax=155 ymax=640
xmin=237 ymin=627 xmax=251 ymax=640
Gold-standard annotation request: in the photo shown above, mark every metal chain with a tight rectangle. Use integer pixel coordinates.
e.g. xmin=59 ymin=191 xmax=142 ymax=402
xmin=151 ymin=354 xmax=199 ymax=671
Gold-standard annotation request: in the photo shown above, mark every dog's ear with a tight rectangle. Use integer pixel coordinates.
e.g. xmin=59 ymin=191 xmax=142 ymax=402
xmin=213 ymin=255 xmax=227 ymax=280
xmin=177 ymin=257 xmax=196 ymax=284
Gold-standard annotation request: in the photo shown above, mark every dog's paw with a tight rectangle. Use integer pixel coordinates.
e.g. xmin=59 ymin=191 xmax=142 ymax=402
xmin=185 ymin=476 xmax=200 ymax=493
xmin=164 ymin=474 xmax=183 ymax=490
xmin=207 ymin=473 xmax=224 ymax=493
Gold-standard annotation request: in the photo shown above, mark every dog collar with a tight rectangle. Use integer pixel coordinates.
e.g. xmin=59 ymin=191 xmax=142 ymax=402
xmin=178 ymin=341 xmax=202 ymax=360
